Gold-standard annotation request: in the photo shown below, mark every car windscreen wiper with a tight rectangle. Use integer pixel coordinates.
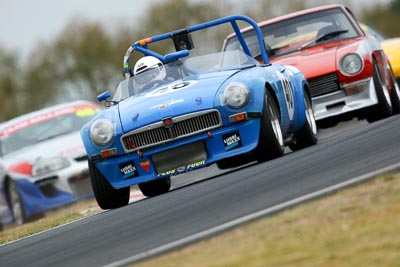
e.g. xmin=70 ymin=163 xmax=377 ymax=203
xmin=301 ymin=29 xmax=349 ymax=49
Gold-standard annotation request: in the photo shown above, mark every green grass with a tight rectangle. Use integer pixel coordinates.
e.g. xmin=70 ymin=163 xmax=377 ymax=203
xmin=1 ymin=172 xmax=399 ymax=267
xmin=0 ymin=198 xmax=100 ymax=245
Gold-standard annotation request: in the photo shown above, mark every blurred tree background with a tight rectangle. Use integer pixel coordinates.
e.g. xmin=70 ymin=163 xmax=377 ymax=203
xmin=0 ymin=0 xmax=398 ymax=122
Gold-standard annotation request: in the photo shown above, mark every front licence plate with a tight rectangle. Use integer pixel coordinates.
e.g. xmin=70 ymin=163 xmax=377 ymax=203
xmin=152 ymin=141 xmax=207 ymax=174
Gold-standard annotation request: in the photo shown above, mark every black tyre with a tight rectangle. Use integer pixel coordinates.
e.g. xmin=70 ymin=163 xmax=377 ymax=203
xmin=254 ymin=89 xmax=285 ymax=162
xmin=216 ymin=153 xmax=253 ymax=170
xmin=138 ymin=178 xmax=171 ymax=197
xmin=88 ymin=160 xmax=130 ymax=209
xmin=289 ymin=89 xmax=318 ymax=151
xmin=8 ymin=179 xmax=28 ymax=225
xmin=389 ymin=67 xmax=400 ymax=114
xmin=316 ymin=118 xmax=338 ymax=129
xmin=366 ymin=61 xmax=393 ymax=122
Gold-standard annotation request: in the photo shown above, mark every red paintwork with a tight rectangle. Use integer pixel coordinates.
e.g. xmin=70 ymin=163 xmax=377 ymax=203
xmin=228 ymin=4 xmax=393 ymax=91
xmin=270 ymin=37 xmax=375 ymax=86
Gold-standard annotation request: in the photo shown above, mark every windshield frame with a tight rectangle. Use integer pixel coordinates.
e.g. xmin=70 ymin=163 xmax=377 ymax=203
xmin=112 ymin=50 xmax=258 ymax=102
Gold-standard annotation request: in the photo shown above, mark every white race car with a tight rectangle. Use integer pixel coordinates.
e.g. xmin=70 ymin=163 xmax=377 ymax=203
xmin=0 ymin=100 xmax=101 ymax=225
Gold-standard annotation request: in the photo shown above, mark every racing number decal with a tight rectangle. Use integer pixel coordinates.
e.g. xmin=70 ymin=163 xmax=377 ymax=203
xmin=276 ymin=71 xmax=295 ymax=120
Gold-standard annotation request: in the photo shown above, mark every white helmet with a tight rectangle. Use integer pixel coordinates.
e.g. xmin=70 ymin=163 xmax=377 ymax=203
xmin=133 ymin=56 xmax=166 ymax=86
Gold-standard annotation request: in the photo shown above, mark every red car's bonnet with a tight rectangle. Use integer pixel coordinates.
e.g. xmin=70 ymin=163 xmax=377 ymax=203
xmin=269 ymin=38 xmax=366 ymax=81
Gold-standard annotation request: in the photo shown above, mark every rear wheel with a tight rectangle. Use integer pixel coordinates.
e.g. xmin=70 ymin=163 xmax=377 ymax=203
xmin=138 ymin=178 xmax=171 ymax=197
xmin=289 ymin=89 xmax=318 ymax=151
xmin=366 ymin=61 xmax=393 ymax=122
xmin=88 ymin=161 xmax=130 ymax=209
xmin=254 ymin=90 xmax=285 ymax=162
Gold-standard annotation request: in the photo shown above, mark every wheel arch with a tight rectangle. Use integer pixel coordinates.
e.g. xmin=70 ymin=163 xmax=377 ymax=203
xmin=264 ymin=81 xmax=281 ymax=119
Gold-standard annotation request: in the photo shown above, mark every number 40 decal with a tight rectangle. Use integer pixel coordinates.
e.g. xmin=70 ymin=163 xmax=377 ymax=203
xmin=276 ymin=71 xmax=295 ymax=120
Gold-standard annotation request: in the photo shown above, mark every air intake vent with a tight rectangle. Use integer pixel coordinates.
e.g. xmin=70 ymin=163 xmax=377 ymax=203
xmin=308 ymin=73 xmax=340 ymax=97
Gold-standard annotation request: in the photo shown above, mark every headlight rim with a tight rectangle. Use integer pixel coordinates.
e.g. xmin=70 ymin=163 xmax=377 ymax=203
xmin=223 ymin=82 xmax=250 ymax=109
xmin=90 ymin=119 xmax=115 ymax=146
xmin=339 ymin=52 xmax=364 ymax=76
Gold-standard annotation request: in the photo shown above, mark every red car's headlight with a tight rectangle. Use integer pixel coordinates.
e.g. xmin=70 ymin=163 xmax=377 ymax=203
xmin=340 ymin=53 xmax=363 ymax=75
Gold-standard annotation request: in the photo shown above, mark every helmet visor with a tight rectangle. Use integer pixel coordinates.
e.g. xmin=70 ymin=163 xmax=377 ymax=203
xmin=135 ymin=64 xmax=162 ymax=85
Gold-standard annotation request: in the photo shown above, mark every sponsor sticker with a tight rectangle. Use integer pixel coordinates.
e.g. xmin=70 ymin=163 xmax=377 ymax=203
xmin=132 ymin=113 xmax=139 ymax=122
xmin=195 ymin=97 xmax=202 ymax=105
xmin=150 ymin=98 xmax=184 ymax=110
xmin=146 ymin=81 xmax=198 ymax=97
xmin=119 ymin=161 xmax=139 ymax=179
xmin=276 ymin=71 xmax=295 ymax=120
xmin=139 ymin=160 xmax=150 ymax=172
xmin=223 ymin=131 xmax=242 ymax=151
xmin=157 ymin=160 xmax=206 ymax=177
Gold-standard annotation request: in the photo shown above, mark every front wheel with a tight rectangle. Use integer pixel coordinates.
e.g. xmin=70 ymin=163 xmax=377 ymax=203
xmin=254 ymin=89 xmax=285 ymax=162
xmin=389 ymin=67 xmax=400 ymax=114
xmin=138 ymin=178 xmax=171 ymax=197
xmin=289 ymin=89 xmax=318 ymax=151
xmin=88 ymin=161 xmax=130 ymax=209
xmin=8 ymin=179 xmax=27 ymax=225
xmin=366 ymin=61 xmax=393 ymax=122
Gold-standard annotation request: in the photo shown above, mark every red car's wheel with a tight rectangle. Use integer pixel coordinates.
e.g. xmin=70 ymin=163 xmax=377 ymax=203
xmin=366 ymin=60 xmax=393 ymax=122
xmin=389 ymin=67 xmax=400 ymax=114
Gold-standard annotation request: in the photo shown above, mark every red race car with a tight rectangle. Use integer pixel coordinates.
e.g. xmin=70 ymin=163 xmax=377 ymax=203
xmin=223 ymin=4 xmax=400 ymax=127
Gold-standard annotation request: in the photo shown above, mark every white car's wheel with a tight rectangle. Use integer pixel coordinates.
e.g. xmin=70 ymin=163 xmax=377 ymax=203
xmin=8 ymin=180 xmax=26 ymax=225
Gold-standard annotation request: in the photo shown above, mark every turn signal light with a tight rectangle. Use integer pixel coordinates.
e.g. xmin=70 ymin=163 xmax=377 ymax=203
xmin=228 ymin=112 xmax=247 ymax=123
xmin=101 ymin=148 xmax=118 ymax=158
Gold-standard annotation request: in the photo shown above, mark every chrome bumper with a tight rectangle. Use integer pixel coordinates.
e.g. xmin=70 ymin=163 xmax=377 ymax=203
xmin=312 ymin=78 xmax=378 ymax=120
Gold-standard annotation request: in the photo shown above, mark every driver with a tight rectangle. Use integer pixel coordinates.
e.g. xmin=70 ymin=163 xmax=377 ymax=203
xmin=133 ymin=56 xmax=167 ymax=92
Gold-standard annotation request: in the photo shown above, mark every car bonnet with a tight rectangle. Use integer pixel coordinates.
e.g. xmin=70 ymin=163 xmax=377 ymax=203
xmin=117 ymin=71 xmax=237 ymax=133
xmin=268 ymin=39 xmax=364 ymax=80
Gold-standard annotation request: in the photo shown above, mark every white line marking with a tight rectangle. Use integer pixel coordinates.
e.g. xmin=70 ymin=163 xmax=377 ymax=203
xmin=105 ymin=162 xmax=400 ymax=267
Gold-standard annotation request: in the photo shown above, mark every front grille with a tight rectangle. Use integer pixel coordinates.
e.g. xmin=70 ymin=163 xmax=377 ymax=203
xmin=308 ymin=73 xmax=340 ymax=97
xmin=121 ymin=109 xmax=222 ymax=152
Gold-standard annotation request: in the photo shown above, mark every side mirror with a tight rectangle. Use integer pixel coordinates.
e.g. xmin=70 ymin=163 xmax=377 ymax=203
xmin=97 ymin=91 xmax=112 ymax=107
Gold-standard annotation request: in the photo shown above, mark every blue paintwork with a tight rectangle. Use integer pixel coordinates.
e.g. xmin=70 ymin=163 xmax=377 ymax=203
xmin=11 ymin=179 xmax=76 ymax=218
xmin=81 ymin=15 xmax=310 ymax=190
xmin=0 ymin=177 xmax=77 ymax=224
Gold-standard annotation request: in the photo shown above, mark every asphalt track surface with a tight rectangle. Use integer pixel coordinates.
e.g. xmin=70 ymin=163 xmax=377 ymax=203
xmin=0 ymin=116 xmax=399 ymax=267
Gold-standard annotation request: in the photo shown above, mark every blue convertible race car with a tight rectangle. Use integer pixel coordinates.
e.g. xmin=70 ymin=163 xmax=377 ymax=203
xmin=81 ymin=15 xmax=318 ymax=209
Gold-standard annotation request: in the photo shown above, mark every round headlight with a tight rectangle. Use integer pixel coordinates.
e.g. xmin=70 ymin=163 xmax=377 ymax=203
xmin=32 ymin=157 xmax=70 ymax=176
xmin=90 ymin=119 xmax=115 ymax=146
xmin=223 ymin=82 xmax=249 ymax=109
xmin=340 ymin=53 xmax=363 ymax=75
